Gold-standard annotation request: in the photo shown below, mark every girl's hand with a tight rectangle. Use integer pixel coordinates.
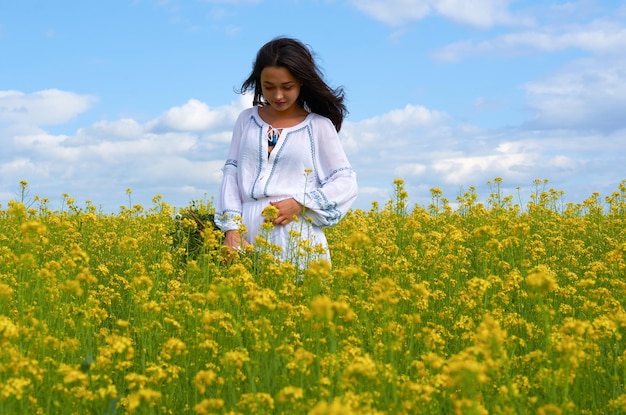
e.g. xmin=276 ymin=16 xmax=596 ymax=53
xmin=223 ymin=230 xmax=250 ymax=251
xmin=269 ymin=198 xmax=303 ymax=226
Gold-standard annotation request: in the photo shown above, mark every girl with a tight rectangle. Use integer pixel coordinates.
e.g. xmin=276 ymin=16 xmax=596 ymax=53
xmin=215 ymin=37 xmax=358 ymax=264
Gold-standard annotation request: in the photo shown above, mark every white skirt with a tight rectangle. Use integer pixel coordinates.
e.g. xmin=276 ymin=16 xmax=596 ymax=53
xmin=241 ymin=198 xmax=331 ymax=265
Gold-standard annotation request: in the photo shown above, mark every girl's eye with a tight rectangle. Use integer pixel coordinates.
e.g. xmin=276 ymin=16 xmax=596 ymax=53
xmin=262 ymin=85 xmax=294 ymax=92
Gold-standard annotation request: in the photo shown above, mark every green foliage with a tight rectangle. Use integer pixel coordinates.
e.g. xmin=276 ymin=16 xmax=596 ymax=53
xmin=170 ymin=202 xmax=221 ymax=262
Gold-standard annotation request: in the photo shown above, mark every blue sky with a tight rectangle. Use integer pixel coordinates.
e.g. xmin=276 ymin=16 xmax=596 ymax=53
xmin=2 ymin=0 xmax=625 ymax=213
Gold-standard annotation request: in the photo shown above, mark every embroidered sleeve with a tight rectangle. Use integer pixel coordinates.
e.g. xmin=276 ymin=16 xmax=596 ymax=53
xmin=294 ymin=118 xmax=358 ymax=227
xmin=214 ymin=112 xmax=247 ymax=231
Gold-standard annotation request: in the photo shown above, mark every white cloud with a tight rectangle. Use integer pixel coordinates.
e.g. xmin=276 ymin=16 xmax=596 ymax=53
xmin=376 ymin=103 xmax=448 ymax=125
xmin=395 ymin=163 xmax=427 ymax=177
xmin=523 ymin=57 xmax=626 ymax=132
xmin=343 ymin=101 xmax=625 ymax=208
xmin=0 ymin=157 xmax=49 ymax=177
xmin=348 ymin=0 xmax=528 ymax=28
xmin=0 ymin=89 xmax=96 ymax=126
xmin=1 ymin=85 xmax=625 ymax=213
xmin=341 ymin=104 xmax=449 ymax=153
xmin=74 ymin=119 xmax=146 ymax=142
xmin=433 ymin=18 xmax=626 ymax=61
xmin=433 ymin=0 xmax=528 ymax=28
xmin=348 ymin=0 xmax=431 ymax=26
xmin=0 ymin=90 xmax=241 ymax=211
xmin=432 ymin=153 xmax=537 ymax=184
xmin=429 ymin=12 xmax=626 ymax=134
xmin=147 ymin=95 xmax=249 ymax=132
xmin=148 ymin=99 xmax=228 ymax=131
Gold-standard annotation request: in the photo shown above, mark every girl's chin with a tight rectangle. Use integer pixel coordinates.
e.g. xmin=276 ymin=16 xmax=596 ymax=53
xmin=272 ymin=103 xmax=290 ymax=111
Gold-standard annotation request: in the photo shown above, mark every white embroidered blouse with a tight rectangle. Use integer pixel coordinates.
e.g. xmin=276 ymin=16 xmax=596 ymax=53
xmin=215 ymin=106 xmax=358 ymax=232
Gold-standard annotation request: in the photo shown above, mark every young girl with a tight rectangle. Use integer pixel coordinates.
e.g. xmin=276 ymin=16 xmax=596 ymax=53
xmin=215 ymin=37 xmax=358 ymax=264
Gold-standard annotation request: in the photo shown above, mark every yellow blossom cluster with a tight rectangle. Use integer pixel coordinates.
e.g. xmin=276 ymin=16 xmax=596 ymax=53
xmin=1 ymin=179 xmax=626 ymax=414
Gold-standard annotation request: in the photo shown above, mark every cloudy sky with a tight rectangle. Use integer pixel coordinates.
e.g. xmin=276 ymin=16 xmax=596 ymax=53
xmin=2 ymin=0 xmax=625 ymax=213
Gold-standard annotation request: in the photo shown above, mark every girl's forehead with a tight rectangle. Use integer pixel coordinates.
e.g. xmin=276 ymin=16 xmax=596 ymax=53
xmin=260 ymin=66 xmax=297 ymax=83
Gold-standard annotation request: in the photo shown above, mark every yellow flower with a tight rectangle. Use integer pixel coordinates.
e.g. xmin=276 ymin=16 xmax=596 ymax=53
xmin=444 ymin=353 xmax=489 ymax=390
xmin=20 ymin=220 xmax=48 ymax=236
xmin=125 ymin=372 xmax=149 ymax=390
xmin=308 ymin=397 xmax=355 ymax=415
xmin=194 ymin=398 xmax=224 ymax=414
xmin=194 ymin=370 xmax=217 ymax=394
xmin=61 ymin=279 xmax=84 ymax=296
xmin=222 ymin=349 xmax=250 ymax=368
xmin=58 ymin=363 xmax=88 ymax=385
xmin=245 ymin=287 xmax=278 ymax=312
xmin=7 ymin=200 xmax=28 ymax=219
xmin=472 ymin=225 xmax=497 ymax=238
xmin=1 ymin=377 xmax=31 ymax=400
xmin=237 ymin=392 xmax=275 ymax=413
xmin=285 ymin=347 xmax=316 ymax=375
xmin=347 ymin=231 xmax=371 ymax=249
xmin=261 ymin=204 xmax=279 ymax=221
xmin=453 ymin=398 xmax=488 ymax=415
xmin=310 ymin=295 xmax=334 ymax=321
xmin=116 ymin=319 xmax=130 ymax=328
xmin=132 ymin=275 xmax=154 ymax=291
xmin=305 ymin=259 xmax=332 ymax=284
xmin=125 ymin=388 xmax=161 ymax=413
xmin=277 ymin=386 xmax=304 ymax=403
xmin=536 ymin=404 xmax=563 ymax=415
xmin=525 ymin=264 xmax=558 ymax=295
xmin=609 ymin=394 xmax=626 ymax=412
xmin=161 ymin=337 xmax=187 ymax=360
xmin=70 ymin=243 xmax=90 ymax=263
xmin=343 ymin=354 xmax=378 ymax=380
xmin=103 ymin=334 xmax=135 ymax=360
xmin=0 ymin=282 xmax=14 ymax=301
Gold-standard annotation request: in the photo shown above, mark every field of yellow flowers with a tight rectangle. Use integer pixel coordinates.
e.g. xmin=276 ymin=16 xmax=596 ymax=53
xmin=2 ymin=178 xmax=626 ymax=414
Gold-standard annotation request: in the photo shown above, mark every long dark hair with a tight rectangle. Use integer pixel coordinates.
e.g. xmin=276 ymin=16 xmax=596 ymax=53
xmin=239 ymin=37 xmax=348 ymax=132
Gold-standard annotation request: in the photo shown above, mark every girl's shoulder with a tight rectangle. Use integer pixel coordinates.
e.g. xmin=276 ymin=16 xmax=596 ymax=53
xmin=293 ymin=112 xmax=334 ymax=133
xmin=233 ymin=107 xmax=258 ymax=127
xmin=239 ymin=107 xmax=257 ymax=119
xmin=308 ymin=112 xmax=337 ymax=132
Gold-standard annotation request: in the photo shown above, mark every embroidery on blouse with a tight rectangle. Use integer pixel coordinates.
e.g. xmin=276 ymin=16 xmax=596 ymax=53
xmin=248 ymin=113 xmax=350 ymax=213
xmin=215 ymin=209 xmax=243 ymax=228
xmin=320 ymin=166 xmax=353 ymax=185
xmin=307 ymin=189 xmax=342 ymax=226
xmin=303 ymin=126 xmax=344 ymax=224
xmin=262 ymin=124 xmax=309 ymax=197
xmin=248 ymin=117 xmax=266 ymax=201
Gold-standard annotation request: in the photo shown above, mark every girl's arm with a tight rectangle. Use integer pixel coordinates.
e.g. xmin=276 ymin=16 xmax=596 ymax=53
xmin=294 ymin=118 xmax=358 ymax=227
xmin=214 ymin=111 xmax=247 ymax=232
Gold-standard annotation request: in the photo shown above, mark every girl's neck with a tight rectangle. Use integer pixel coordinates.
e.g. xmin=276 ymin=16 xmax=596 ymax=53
xmin=259 ymin=105 xmax=308 ymax=128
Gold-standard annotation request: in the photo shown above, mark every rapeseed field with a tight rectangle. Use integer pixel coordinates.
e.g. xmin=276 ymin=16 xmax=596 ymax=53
xmin=1 ymin=178 xmax=626 ymax=414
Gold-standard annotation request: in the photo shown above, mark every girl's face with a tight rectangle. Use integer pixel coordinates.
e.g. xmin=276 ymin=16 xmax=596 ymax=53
xmin=260 ymin=66 xmax=301 ymax=114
